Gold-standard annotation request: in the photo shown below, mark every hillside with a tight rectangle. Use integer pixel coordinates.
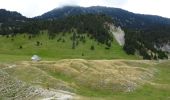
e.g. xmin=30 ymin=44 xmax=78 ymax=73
xmin=36 ymin=6 xmax=170 ymax=59
xmin=0 ymin=14 xmax=139 ymax=60
xmin=37 ymin=6 xmax=170 ymax=24
xmin=0 ymin=7 xmax=170 ymax=59
xmin=0 ymin=9 xmax=26 ymax=23
xmin=0 ymin=59 xmax=170 ymax=100
xmin=0 ymin=32 xmax=137 ymax=62
xmin=37 ymin=6 xmax=170 ymax=29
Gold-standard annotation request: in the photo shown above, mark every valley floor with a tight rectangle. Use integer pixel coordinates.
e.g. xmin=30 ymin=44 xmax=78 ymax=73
xmin=0 ymin=59 xmax=170 ymax=100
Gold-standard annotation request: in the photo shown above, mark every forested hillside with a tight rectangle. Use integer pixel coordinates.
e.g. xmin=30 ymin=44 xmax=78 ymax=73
xmin=0 ymin=9 xmax=26 ymax=23
xmin=0 ymin=6 xmax=170 ymax=59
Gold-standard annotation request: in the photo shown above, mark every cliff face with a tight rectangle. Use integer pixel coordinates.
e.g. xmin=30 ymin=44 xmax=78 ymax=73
xmin=109 ymin=24 xmax=125 ymax=46
xmin=161 ymin=44 xmax=170 ymax=53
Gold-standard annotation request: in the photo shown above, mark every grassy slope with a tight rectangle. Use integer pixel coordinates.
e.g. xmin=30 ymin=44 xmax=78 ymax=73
xmin=0 ymin=31 xmax=138 ymax=62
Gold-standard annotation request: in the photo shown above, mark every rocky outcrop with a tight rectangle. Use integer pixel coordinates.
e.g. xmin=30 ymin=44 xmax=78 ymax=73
xmin=109 ymin=24 xmax=125 ymax=46
xmin=154 ymin=43 xmax=170 ymax=53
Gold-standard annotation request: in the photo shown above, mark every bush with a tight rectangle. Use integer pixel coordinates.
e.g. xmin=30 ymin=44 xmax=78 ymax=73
xmin=19 ymin=46 xmax=23 ymax=49
xmin=90 ymin=45 xmax=95 ymax=50
xmin=62 ymin=39 xmax=65 ymax=43
xmin=36 ymin=41 xmax=40 ymax=46
xmin=105 ymin=47 xmax=110 ymax=50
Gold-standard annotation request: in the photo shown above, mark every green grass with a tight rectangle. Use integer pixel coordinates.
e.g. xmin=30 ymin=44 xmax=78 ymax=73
xmin=153 ymin=61 xmax=170 ymax=84
xmin=77 ymin=84 xmax=170 ymax=100
xmin=77 ymin=61 xmax=170 ymax=100
xmin=0 ymin=31 xmax=138 ymax=61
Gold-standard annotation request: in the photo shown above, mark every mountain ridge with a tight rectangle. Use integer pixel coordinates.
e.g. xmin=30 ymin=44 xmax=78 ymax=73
xmin=0 ymin=9 xmax=26 ymax=23
xmin=37 ymin=6 xmax=170 ymax=19
xmin=36 ymin=6 xmax=170 ymax=28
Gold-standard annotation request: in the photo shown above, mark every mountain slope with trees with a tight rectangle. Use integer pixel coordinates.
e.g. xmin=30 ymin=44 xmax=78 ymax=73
xmin=0 ymin=9 xmax=26 ymax=23
xmin=37 ymin=6 xmax=170 ymax=29
xmin=0 ymin=6 xmax=170 ymax=59
xmin=36 ymin=6 xmax=170 ymax=59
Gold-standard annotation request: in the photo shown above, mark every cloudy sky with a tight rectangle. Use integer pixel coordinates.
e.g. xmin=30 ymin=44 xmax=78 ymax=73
xmin=0 ymin=0 xmax=169 ymax=18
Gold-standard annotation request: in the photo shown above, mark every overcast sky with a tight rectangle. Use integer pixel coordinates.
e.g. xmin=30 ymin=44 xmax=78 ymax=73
xmin=0 ymin=0 xmax=169 ymax=18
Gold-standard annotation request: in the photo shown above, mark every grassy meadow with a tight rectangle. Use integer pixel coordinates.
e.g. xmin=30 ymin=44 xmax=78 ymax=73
xmin=0 ymin=31 xmax=138 ymax=62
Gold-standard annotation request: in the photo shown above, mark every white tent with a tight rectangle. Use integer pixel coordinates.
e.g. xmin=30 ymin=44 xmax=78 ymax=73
xmin=31 ymin=55 xmax=41 ymax=61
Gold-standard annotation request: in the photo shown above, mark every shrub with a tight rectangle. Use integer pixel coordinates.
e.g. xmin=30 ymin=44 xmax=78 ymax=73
xmin=19 ymin=46 xmax=23 ymax=49
xmin=90 ymin=45 xmax=95 ymax=50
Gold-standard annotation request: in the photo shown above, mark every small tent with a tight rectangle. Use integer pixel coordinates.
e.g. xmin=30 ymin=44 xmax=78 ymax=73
xmin=31 ymin=55 xmax=41 ymax=61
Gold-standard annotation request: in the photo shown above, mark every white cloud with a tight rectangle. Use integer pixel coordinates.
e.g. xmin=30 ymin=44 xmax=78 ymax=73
xmin=0 ymin=0 xmax=169 ymax=18
xmin=77 ymin=0 xmax=127 ymax=7
xmin=122 ymin=0 xmax=170 ymax=18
